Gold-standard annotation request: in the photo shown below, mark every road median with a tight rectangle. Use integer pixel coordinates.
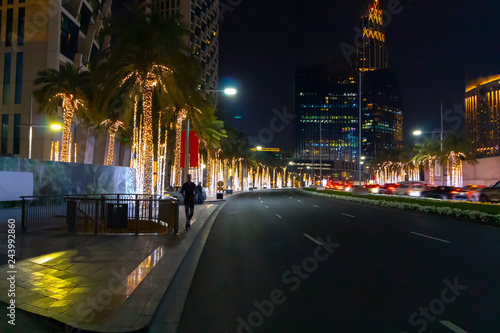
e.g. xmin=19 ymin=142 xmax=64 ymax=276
xmin=300 ymin=188 xmax=500 ymax=225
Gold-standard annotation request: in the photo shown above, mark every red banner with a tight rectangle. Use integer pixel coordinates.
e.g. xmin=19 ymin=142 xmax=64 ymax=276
xmin=180 ymin=131 xmax=199 ymax=168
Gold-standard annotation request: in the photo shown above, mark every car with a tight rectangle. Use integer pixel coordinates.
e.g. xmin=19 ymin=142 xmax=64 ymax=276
xmin=325 ymin=180 xmax=345 ymax=191
xmin=365 ymin=184 xmax=380 ymax=194
xmin=453 ymin=185 xmax=486 ymax=202
xmin=421 ymin=186 xmax=463 ymax=200
xmin=379 ymin=183 xmax=399 ymax=195
xmin=479 ymin=181 xmax=500 ymax=202
xmin=394 ymin=181 xmax=426 ymax=197
xmin=164 ymin=186 xmax=184 ymax=203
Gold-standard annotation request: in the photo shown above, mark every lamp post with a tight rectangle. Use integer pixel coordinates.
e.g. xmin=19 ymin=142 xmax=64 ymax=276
xmin=19 ymin=97 xmax=62 ymax=159
xmin=182 ymin=88 xmax=238 ymax=184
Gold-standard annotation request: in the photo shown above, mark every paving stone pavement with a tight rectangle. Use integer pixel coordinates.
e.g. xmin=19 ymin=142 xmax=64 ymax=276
xmin=0 ymin=198 xmax=226 ymax=333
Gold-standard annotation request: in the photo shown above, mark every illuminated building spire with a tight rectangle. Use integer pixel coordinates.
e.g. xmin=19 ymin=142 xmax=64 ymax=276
xmin=357 ymin=0 xmax=387 ymax=72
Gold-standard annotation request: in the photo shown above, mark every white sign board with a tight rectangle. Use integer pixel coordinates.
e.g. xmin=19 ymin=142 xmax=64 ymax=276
xmin=0 ymin=171 xmax=34 ymax=201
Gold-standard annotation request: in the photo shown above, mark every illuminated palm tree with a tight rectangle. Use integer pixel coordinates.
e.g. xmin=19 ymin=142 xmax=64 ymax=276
xmin=438 ymin=132 xmax=477 ymax=187
xmin=34 ymin=63 xmax=90 ymax=162
xmin=101 ymin=119 xmax=125 ymax=166
xmin=100 ymin=11 xmax=206 ymax=193
xmin=413 ymin=138 xmax=441 ymax=184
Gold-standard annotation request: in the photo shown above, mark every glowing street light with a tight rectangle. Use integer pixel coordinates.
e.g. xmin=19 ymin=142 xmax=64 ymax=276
xmin=224 ymin=88 xmax=237 ymax=96
xmin=413 ymin=130 xmax=423 ymax=136
xmin=51 ymin=123 xmax=63 ymax=131
xmin=256 ymin=146 xmax=263 ymax=150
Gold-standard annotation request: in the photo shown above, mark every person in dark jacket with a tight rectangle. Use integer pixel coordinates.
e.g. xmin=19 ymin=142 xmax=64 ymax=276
xmin=196 ymin=182 xmax=204 ymax=204
xmin=180 ymin=174 xmax=197 ymax=230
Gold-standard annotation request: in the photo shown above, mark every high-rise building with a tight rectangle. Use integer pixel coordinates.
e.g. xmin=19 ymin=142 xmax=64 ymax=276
xmin=0 ymin=0 xmax=113 ymax=161
xmin=362 ymin=68 xmax=404 ymax=158
xmin=294 ymin=0 xmax=402 ymax=172
xmin=151 ymin=0 xmax=219 ymax=91
xmin=465 ymin=74 xmax=500 ymax=157
xmin=295 ymin=65 xmax=360 ymax=164
xmin=357 ymin=0 xmax=387 ymax=72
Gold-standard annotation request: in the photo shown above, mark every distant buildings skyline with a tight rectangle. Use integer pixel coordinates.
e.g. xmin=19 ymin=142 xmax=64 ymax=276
xmin=293 ymin=0 xmax=403 ymax=174
xmin=465 ymin=74 xmax=500 ymax=157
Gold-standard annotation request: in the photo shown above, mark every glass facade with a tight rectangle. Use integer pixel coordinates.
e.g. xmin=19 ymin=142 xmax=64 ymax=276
xmin=6 ymin=8 xmax=13 ymax=47
xmin=295 ymin=65 xmax=404 ymax=163
xmin=3 ymin=53 xmax=12 ymax=105
xmin=18 ymin=6 xmax=25 ymax=46
xmin=295 ymin=65 xmax=360 ymax=163
xmin=465 ymin=75 xmax=500 ymax=157
xmin=13 ymin=113 xmax=20 ymax=155
xmin=1 ymin=115 xmax=8 ymax=154
xmin=15 ymin=52 xmax=23 ymax=104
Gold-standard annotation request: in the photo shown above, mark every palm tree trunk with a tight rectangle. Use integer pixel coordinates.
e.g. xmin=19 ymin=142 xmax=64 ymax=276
xmin=60 ymin=97 xmax=75 ymax=163
xmin=106 ymin=130 xmax=116 ymax=166
xmin=142 ymin=83 xmax=154 ymax=194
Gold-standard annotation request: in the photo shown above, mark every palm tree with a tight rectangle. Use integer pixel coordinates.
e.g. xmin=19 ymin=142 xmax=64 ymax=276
xmin=413 ymin=138 xmax=441 ymax=184
xmin=438 ymin=132 xmax=477 ymax=187
xmin=33 ymin=63 xmax=90 ymax=162
xmin=99 ymin=11 xmax=210 ymax=193
xmin=101 ymin=119 xmax=125 ymax=166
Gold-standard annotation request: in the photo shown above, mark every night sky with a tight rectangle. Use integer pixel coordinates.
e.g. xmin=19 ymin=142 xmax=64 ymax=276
xmin=218 ymin=0 xmax=500 ymax=152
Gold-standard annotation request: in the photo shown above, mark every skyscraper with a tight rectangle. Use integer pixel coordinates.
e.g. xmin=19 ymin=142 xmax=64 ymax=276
xmin=465 ymin=74 xmax=500 ymax=157
xmin=0 ymin=0 xmax=113 ymax=161
xmin=150 ymin=0 xmax=219 ymax=91
xmin=357 ymin=0 xmax=387 ymax=72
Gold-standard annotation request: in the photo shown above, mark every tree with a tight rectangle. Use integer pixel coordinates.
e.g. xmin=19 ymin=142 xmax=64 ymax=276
xmin=99 ymin=11 xmax=211 ymax=193
xmin=33 ymin=63 xmax=90 ymax=162
xmin=438 ymin=132 xmax=477 ymax=187
xmin=413 ymin=138 xmax=441 ymax=184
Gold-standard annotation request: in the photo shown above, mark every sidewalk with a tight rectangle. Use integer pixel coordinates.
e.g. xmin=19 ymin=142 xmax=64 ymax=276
xmin=0 ymin=197 xmax=229 ymax=332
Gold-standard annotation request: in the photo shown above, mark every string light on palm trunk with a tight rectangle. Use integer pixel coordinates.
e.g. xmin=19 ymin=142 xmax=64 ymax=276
xmin=101 ymin=119 xmax=125 ymax=166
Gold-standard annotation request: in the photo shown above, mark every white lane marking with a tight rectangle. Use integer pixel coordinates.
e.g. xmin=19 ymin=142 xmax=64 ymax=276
xmin=342 ymin=213 xmax=355 ymax=218
xmin=440 ymin=321 xmax=468 ymax=333
xmin=313 ymin=205 xmax=319 ymax=208
xmin=289 ymin=197 xmax=293 ymax=199
xmin=265 ymin=205 xmax=269 ymax=209
xmin=297 ymin=200 xmax=302 ymax=202
xmin=275 ymin=214 xmax=282 ymax=219
xmin=303 ymin=234 xmax=323 ymax=245
xmin=260 ymin=200 xmax=263 ymax=203
xmin=410 ymin=232 xmax=450 ymax=243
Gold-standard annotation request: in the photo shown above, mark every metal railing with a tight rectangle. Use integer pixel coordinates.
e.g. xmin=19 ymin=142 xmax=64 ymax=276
xmin=21 ymin=194 xmax=179 ymax=235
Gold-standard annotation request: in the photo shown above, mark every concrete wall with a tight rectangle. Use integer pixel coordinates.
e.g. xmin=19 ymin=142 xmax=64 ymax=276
xmin=463 ymin=156 xmax=500 ymax=186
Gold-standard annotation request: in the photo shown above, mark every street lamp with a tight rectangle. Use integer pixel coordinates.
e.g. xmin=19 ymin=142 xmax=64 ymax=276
xmin=183 ymin=87 xmax=239 ymax=183
xmin=413 ymin=130 xmax=423 ymax=136
xmin=50 ymin=124 xmax=62 ymax=131
xmin=203 ymin=88 xmax=238 ymax=96
xmin=256 ymin=146 xmax=263 ymax=150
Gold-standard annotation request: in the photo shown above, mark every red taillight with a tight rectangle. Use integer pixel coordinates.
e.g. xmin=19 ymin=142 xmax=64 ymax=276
xmin=451 ymin=191 xmax=459 ymax=194
xmin=388 ymin=187 xmax=395 ymax=190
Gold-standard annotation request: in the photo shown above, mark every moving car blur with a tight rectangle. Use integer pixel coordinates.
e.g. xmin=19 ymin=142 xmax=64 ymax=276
xmin=479 ymin=181 xmax=500 ymax=202
xmin=379 ymin=183 xmax=399 ymax=194
xmin=420 ymin=186 xmax=464 ymax=200
xmin=393 ymin=181 xmax=426 ymax=197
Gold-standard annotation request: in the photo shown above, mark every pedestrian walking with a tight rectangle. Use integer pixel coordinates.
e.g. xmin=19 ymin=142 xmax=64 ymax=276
xmin=196 ymin=182 xmax=204 ymax=204
xmin=180 ymin=174 xmax=197 ymax=230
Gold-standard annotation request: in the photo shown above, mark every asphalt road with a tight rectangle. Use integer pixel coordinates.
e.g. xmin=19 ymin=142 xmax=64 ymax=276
xmin=177 ymin=189 xmax=500 ymax=333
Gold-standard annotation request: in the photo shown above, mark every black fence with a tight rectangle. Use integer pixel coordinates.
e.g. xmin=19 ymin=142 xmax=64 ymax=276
xmin=21 ymin=194 xmax=179 ymax=235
